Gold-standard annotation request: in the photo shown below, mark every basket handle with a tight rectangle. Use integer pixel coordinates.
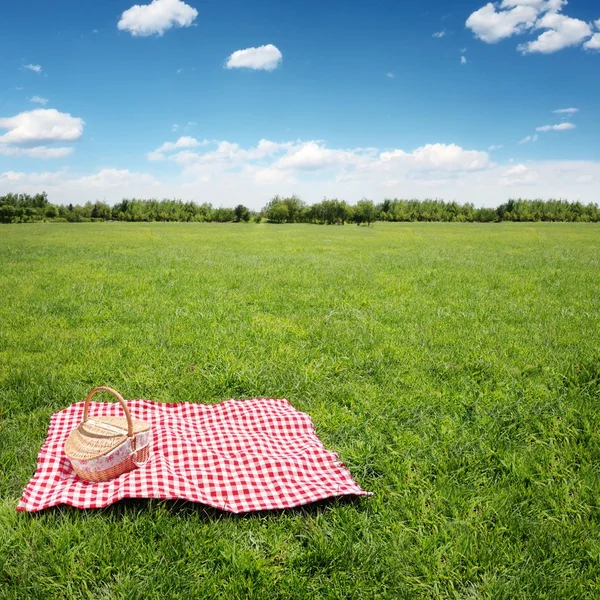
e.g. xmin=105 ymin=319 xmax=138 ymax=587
xmin=83 ymin=386 xmax=134 ymax=438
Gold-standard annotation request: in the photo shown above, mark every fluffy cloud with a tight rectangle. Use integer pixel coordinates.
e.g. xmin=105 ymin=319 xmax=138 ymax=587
xmin=29 ymin=96 xmax=48 ymax=105
xmin=584 ymin=33 xmax=600 ymax=50
xmin=466 ymin=0 xmax=598 ymax=52
xmin=3 ymin=157 xmax=599 ymax=209
xmin=142 ymin=138 xmax=492 ymax=191
xmin=272 ymin=142 xmax=358 ymax=171
xmin=465 ymin=3 xmax=538 ymax=43
xmin=552 ymin=107 xmax=578 ymax=114
xmin=118 ymin=0 xmax=198 ymax=37
xmin=23 ymin=64 xmax=42 ymax=73
xmin=166 ymin=139 xmax=292 ymax=170
xmin=536 ymin=122 xmax=575 ymax=131
xmin=0 ymin=109 xmax=84 ymax=145
xmin=0 ymin=108 xmax=84 ymax=160
xmin=518 ymin=13 xmax=592 ymax=53
xmin=379 ymin=143 xmax=489 ymax=172
xmin=225 ymin=44 xmax=282 ymax=71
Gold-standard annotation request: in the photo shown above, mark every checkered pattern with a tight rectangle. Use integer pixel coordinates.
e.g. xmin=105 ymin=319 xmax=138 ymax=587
xmin=17 ymin=398 xmax=371 ymax=513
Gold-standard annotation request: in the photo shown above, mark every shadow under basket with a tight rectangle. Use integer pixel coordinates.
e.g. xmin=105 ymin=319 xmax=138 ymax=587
xmin=64 ymin=386 xmax=151 ymax=483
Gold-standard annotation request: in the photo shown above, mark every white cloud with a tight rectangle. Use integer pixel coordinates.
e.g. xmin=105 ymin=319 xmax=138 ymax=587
xmin=4 ymin=135 xmax=597 ymax=209
xmin=379 ymin=143 xmax=489 ymax=172
xmin=118 ymin=0 xmax=198 ymax=37
xmin=0 ymin=109 xmax=84 ymax=145
xmin=488 ymin=144 xmax=504 ymax=150
xmin=150 ymin=138 xmax=490 ymax=189
xmin=147 ymin=151 xmax=166 ymax=162
xmin=536 ymin=122 xmax=575 ymax=131
xmin=29 ymin=96 xmax=48 ymax=105
xmin=0 ymin=170 xmax=67 ymax=186
xmin=466 ymin=3 xmax=538 ymax=43
xmin=386 ymin=72 xmax=395 ymax=78
xmin=69 ymin=169 xmax=157 ymax=189
xmin=504 ymin=163 xmax=528 ymax=176
xmin=158 ymin=136 xmax=204 ymax=152
xmin=4 ymin=156 xmax=599 ymax=210
xmin=518 ymin=13 xmax=592 ymax=53
xmin=23 ymin=64 xmax=42 ymax=73
xmin=461 ymin=55 xmax=467 ymax=64
xmin=225 ymin=44 xmax=282 ymax=71
xmin=500 ymin=162 xmax=539 ymax=185
xmin=499 ymin=0 xmax=565 ymax=8
xmin=552 ymin=107 xmax=578 ymax=114
xmin=273 ymin=142 xmax=357 ymax=171
xmin=254 ymin=167 xmax=292 ymax=185
xmin=433 ymin=30 xmax=446 ymax=38
xmin=171 ymin=139 xmax=292 ymax=170
xmin=584 ymin=33 xmax=600 ymax=50
xmin=147 ymin=136 xmax=208 ymax=160
xmin=0 ymin=145 xmax=73 ymax=159
xmin=467 ymin=0 xmax=598 ymax=52
xmin=519 ymin=134 xmax=538 ymax=143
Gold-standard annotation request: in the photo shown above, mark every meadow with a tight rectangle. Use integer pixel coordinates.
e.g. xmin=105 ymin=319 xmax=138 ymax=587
xmin=0 ymin=221 xmax=599 ymax=599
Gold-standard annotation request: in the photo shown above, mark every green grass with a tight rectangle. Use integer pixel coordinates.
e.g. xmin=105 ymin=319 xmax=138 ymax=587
xmin=1 ymin=222 xmax=599 ymax=599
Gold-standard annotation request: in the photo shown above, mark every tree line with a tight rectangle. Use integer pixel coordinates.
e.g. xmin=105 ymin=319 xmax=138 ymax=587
xmin=1 ymin=192 xmax=599 ymax=224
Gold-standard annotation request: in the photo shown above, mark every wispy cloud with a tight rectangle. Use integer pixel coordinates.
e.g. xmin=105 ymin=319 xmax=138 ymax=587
xmin=29 ymin=96 xmax=48 ymax=105
xmin=518 ymin=134 xmax=538 ymax=144
xmin=386 ymin=72 xmax=395 ymax=78
xmin=433 ymin=30 xmax=446 ymax=38
xmin=461 ymin=55 xmax=467 ymax=64
xmin=488 ymin=144 xmax=503 ymax=151
xmin=536 ymin=123 xmax=575 ymax=132
xmin=552 ymin=108 xmax=579 ymax=114
xmin=23 ymin=64 xmax=42 ymax=73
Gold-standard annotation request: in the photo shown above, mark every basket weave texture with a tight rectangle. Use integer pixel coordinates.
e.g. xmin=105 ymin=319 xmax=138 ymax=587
xmin=64 ymin=387 xmax=150 ymax=482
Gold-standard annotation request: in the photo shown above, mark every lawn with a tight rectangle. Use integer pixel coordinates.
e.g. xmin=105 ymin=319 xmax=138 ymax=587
xmin=1 ymin=222 xmax=599 ymax=599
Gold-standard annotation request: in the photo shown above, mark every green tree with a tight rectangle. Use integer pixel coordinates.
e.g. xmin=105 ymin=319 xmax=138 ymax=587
xmin=355 ymin=199 xmax=377 ymax=226
xmin=234 ymin=204 xmax=251 ymax=222
xmin=45 ymin=205 xmax=59 ymax=219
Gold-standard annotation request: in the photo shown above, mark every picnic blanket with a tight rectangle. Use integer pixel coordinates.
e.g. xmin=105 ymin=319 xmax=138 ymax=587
xmin=17 ymin=398 xmax=371 ymax=513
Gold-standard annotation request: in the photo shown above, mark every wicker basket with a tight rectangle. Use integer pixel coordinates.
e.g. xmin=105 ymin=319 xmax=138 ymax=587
xmin=64 ymin=386 xmax=151 ymax=482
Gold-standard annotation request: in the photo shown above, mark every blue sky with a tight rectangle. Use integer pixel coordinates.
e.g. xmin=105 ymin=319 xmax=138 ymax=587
xmin=0 ymin=0 xmax=599 ymax=208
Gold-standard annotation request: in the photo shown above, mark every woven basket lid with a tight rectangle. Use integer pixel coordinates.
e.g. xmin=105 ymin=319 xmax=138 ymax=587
xmin=64 ymin=387 xmax=150 ymax=462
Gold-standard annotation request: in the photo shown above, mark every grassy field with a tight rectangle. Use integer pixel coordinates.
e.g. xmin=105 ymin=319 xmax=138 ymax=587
xmin=1 ymin=222 xmax=599 ymax=599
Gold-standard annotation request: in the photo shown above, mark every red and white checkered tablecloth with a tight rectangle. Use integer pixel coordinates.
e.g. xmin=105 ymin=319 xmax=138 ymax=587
xmin=17 ymin=398 xmax=371 ymax=513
